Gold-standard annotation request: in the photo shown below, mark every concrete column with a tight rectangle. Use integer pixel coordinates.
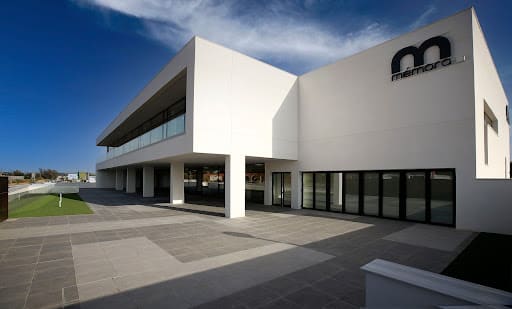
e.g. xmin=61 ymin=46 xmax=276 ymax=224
xmin=96 ymin=170 xmax=116 ymax=189
xmin=225 ymin=154 xmax=245 ymax=218
xmin=264 ymin=163 xmax=272 ymax=206
xmin=291 ymin=170 xmax=301 ymax=209
xmin=126 ymin=168 xmax=136 ymax=193
xmin=170 ymin=162 xmax=184 ymax=204
xmin=142 ymin=166 xmax=154 ymax=198
xmin=332 ymin=173 xmax=343 ymax=206
xmin=115 ymin=169 xmax=124 ymax=191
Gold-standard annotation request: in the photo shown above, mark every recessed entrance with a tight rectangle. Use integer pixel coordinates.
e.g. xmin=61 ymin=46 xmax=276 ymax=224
xmin=183 ymin=163 xmax=265 ymax=207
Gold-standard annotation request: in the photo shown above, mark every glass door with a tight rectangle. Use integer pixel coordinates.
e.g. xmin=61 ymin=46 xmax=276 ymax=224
xmin=273 ymin=172 xmax=291 ymax=207
xmin=344 ymin=173 xmax=360 ymax=214
xmin=283 ymin=173 xmax=291 ymax=207
xmin=272 ymin=173 xmax=282 ymax=206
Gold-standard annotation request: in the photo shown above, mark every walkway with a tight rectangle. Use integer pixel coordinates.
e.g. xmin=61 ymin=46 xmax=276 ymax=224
xmin=0 ymin=188 xmax=474 ymax=308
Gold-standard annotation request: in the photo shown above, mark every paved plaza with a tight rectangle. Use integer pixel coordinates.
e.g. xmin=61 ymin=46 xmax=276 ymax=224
xmin=0 ymin=189 xmax=474 ymax=308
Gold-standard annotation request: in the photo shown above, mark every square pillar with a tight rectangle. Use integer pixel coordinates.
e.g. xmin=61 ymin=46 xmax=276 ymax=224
xmin=332 ymin=173 xmax=343 ymax=207
xmin=225 ymin=154 xmax=245 ymax=218
xmin=115 ymin=169 xmax=124 ymax=191
xmin=291 ymin=170 xmax=301 ymax=209
xmin=142 ymin=166 xmax=154 ymax=198
xmin=126 ymin=168 xmax=136 ymax=193
xmin=264 ymin=163 xmax=272 ymax=206
xmin=96 ymin=170 xmax=116 ymax=189
xmin=170 ymin=162 xmax=184 ymax=204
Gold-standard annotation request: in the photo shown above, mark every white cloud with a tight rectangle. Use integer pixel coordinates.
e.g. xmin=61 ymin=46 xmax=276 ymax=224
xmin=78 ymin=0 xmax=393 ymax=73
xmin=409 ymin=5 xmax=437 ymax=31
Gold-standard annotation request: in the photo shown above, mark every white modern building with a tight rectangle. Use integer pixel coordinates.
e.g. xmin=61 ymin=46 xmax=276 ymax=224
xmin=96 ymin=8 xmax=512 ymax=235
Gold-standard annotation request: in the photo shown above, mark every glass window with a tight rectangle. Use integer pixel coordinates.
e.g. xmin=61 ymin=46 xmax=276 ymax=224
xmin=140 ymin=131 xmax=150 ymax=148
xmin=150 ymin=126 xmax=163 ymax=144
xmin=315 ymin=173 xmax=327 ymax=210
xmin=382 ymin=172 xmax=400 ymax=218
xmin=175 ymin=114 xmax=185 ymax=134
xmin=363 ymin=172 xmax=379 ymax=216
xmin=329 ymin=173 xmax=343 ymax=212
xmin=302 ymin=173 xmax=313 ymax=209
xmin=406 ymin=172 xmax=426 ymax=221
xmin=344 ymin=173 xmax=359 ymax=214
xmin=166 ymin=119 xmax=177 ymax=138
xmin=430 ymin=170 xmax=454 ymax=225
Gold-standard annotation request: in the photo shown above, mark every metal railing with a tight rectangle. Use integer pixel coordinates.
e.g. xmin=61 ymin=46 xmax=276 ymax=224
xmin=98 ymin=113 xmax=185 ymax=162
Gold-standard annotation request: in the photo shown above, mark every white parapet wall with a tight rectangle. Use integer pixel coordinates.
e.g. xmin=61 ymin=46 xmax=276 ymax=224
xmin=8 ymin=183 xmax=55 ymax=202
xmin=362 ymin=259 xmax=512 ymax=309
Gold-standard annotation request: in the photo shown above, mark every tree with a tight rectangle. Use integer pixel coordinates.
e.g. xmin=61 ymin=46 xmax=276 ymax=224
xmin=38 ymin=168 xmax=59 ymax=180
xmin=12 ymin=169 xmax=24 ymax=176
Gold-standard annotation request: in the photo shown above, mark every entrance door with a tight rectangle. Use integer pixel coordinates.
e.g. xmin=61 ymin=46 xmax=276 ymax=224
xmin=273 ymin=172 xmax=291 ymax=207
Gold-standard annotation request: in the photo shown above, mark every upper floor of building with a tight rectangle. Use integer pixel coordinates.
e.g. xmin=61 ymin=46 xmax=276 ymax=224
xmin=96 ymin=8 xmax=509 ymax=179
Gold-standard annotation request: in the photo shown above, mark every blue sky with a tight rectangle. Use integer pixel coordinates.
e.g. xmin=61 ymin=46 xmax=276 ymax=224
xmin=1 ymin=0 xmax=512 ymax=173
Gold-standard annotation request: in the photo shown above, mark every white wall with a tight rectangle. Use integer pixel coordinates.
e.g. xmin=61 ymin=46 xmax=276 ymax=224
xmin=472 ymin=10 xmax=511 ymax=179
xmin=297 ymin=9 xmax=474 ymax=173
xmin=265 ymin=9 xmax=512 ymax=234
xmin=454 ymin=10 xmax=512 ymax=234
xmin=268 ymin=10 xmax=476 ymax=216
xmin=192 ymin=37 xmax=299 ymax=160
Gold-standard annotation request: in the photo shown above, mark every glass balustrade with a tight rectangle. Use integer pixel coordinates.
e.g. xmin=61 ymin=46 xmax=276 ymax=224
xmin=99 ymin=114 xmax=185 ymax=162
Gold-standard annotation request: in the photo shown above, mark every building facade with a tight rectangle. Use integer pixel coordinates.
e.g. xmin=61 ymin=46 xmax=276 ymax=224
xmin=96 ymin=8 xmax=512 ymax=234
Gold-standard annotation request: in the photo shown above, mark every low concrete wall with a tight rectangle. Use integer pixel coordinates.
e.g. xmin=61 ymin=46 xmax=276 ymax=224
xmin=362 ymin=259 xmax=512 ymax=309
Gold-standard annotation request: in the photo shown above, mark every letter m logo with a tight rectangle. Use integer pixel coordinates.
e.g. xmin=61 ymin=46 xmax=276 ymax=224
xmin=391 ymin=36 xmax=451 ymax=74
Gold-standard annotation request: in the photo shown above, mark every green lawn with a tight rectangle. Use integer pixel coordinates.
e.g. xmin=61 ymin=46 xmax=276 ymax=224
xmin=9 ymin=193 xmax=93 ymax=218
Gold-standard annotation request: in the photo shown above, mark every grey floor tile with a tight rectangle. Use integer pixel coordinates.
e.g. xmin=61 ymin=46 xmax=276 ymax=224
xmin=335 ymin=283 xmax=365 ymax=307
xmin=25 ymin=290 xmax=63 ymax=309
xmin=6 ymin=245 xmax=42 ymax=257
xmin=63 ymin=285 xmax=79 ymax=304
xmin=0 ymin=297 xmax=27 ymax=309
xmin=258 ymin=298 xmax=298 ymax=309
xmin=284 ymin=287 xmax=336 ymax=308
xmin=13 ymin=237 xmax=44 ymax=247
xmin=323 ymin=299 xmax=358 ymax=308
xmin=233 ymin=285 xmax=281 ymax=308
xmin=259 ymin=276 xmax=307 ymax=296
xmin=0 ymin=271 xmax=36 ymax=288
xmin=0 ymin=189 xmax=472 ymax=309
xmin=0 ymin=283 xmax=30 ymax=303
xmin=38 ymin=250 xmax=73 ymax=262
xmin=36 ymin=258 xmax=74 ymax=272
xmin=30 ymin=276 xmax=77 ymax=294
xmin=77 ymin=278 xmax=119 ymax=302
xmin=193 ymin=295 xmax=248 ymax=309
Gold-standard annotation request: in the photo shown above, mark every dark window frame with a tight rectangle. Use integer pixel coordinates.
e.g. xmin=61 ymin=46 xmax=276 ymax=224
xmin=300 ymin=168 xmax=456 ymax=227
